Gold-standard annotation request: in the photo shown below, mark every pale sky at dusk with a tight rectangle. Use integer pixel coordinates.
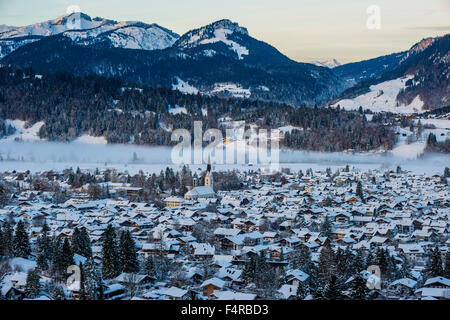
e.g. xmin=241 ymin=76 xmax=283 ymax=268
xmin=0 ymin=0 xmax=449 ymax=63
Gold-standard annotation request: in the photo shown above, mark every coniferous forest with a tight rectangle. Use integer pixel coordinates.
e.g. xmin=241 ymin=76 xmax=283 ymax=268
xmin=0 ymin=67 xmax=396 ymax=152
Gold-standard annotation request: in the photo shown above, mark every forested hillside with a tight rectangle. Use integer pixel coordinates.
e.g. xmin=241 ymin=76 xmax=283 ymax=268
xmin=0 ymin=67 xmax=395 ymax=151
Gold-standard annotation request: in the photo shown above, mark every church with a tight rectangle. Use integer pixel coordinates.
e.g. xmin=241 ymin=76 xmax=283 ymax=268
xmin=184 ymin=159 xmax=216 ymax=201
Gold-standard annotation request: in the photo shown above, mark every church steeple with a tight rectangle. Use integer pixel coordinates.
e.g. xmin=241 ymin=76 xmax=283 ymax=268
xmin=205 ymin=155 xmax=213 ymax=187
xmin=206 ymin=155 xmax=211 ymax=173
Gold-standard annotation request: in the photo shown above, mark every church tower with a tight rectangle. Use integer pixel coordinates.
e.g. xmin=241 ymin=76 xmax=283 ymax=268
xmin=204 ymin=156 xmax=213 ymax=187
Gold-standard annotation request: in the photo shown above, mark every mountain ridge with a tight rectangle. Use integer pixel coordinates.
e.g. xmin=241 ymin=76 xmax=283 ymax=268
xmin=1 ymin=13 xmax=448 ymax=109
xmin=0 ymin=14 xmax=343 ymax=106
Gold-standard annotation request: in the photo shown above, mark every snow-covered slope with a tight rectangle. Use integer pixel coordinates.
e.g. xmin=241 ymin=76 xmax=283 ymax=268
xmin=0 ymin=12 xmax=179 ymax=58
xmin=0 ymin=13 xmax=102 ymax=38
xmin=172 ymin=77 xmax=199 ymax=95
xmin=1 ymin=120 xmax=45 ymax=142
xmin=331 ymin=76 xmax=425 ymax=114
xmin=0 ymin=25 xmax=14 ymax=33
xmin=64 ymin=22 xmax=179 ymax=50
xmin=175 ymin=19 xmax=250 ymax=60
xmin=208 ymin=83 xmax=251 ymax=98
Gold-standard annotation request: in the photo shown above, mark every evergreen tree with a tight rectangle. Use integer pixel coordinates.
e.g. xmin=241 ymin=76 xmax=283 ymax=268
xmin=365 ymin=251 xmax=376 ymax=269
xmin=119 ymin=230 xmax=139 ymax=273
xmin=294 ymin=247 xmax=314 ymax=274
xmin=400 ymin=256 xmax=411 ymax=279
xmin=296 ymin=281 xmax=308 ymax=300
xmin=72 ymin=227 xmax=92 ymax=258
xmin=61 ymin=238 xmax=74 ymax=277
xmin=444 ymin=251 xmax=450 ymax=279
xmin=143 ymin=256 xmax=157 ymax=277
xmin=352 ymin=249 xmax=365 ymax=273
xmin=426 ymin=133 xmax=437 ymax=149
xmin=82 ymin=258 xmax=102 ymax=300
xmin=426 ymin=246 xmax=444 ymax=278
xmin=335 ymin=247 xmax=347 ymax=276
xmin=49 ymin=283 xmax=66 ymax=300
xmin=36 ymin=223 xmax=52 ymax=270
xmin=13 ymin=220 xmax=30 ymax=258
xmin=0 ymin=227 xmax=3 ymax=257
xmin=375 ymin=248 xmax=389 ymax=280
xmin=242 ymin=255 xmax=257 ymax=284
xmin=52 ymin=237 xmax=63 ymax=276
xmin=1 ymin=222 xmax=13 ymax=257
xmin=320 ymin=215 xmax=332 ymax=238
xmin=318 ymin=242 xmax=336 ymax=284
xmin=324 ymin=275 xmax=342 ymax=300
xmin=25 ymin=269 xmax=41 ymax=298
xmin=101 ymin=224 xmax=120 ymax=279
xmin=311 ymin=286 xmax=324 ymax=300
xmin=356 ymin=181 xmax=364 ymax=202
xmin=444 ymin=167 xmax=450 ymax=178
xmin=349 ymin=272 xmax=369 ymax=300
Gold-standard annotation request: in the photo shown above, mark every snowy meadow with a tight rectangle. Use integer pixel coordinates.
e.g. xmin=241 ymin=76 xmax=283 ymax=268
xmin=0 ymin=140 xmax=448 ymax=175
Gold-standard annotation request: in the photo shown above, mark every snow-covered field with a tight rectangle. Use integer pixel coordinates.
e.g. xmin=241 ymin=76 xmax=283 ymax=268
xmin=209 ymin=83 xmax=251 ymax=99
xmin=73 ymin=135 xmax=108 ymax=145
xmin=3 ymin=120 xmax=45 ymax=142
xmin=172 ymin=77 xmax=199 ymax=95
xmin=168 ymin=105 xmax=188 ymax=115
xmin=0 ymin=140 xmax=447 ymax=176
xmin=331 ymin=76 xmax=425 ymax=114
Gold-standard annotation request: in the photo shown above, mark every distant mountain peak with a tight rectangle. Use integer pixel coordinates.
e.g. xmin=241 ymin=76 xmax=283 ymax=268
xmin=0 ymin=12 xmax=179 ymax=57
xmin=400 ymin=36 xmax=439 ymax=63
xmin=207 ymin=19 xmax=249 ymax=35
xmin=312 ymin=59 xmax=341 ymax=68
xmin=175 ymin=19 xmax=250 ymax=59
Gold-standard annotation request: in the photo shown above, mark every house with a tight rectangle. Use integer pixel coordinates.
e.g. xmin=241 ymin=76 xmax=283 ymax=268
xmin=333 ymin=212 xmax=351 ymax=224
xmin=263 ymin=231 xmax=278 ymax=243
xmin=213 ymin=291 xmax=256 ymax=300
xmin=191 ymin=243 xmax=215 ymax=259
xmin=113 ymin=273 xmax=156 ymax=289
xmin=201 ymin=278 xmax=226 ymax=297
xmin=277 ymin=284 xmax=298 ymax=300
xmin=398 ymin=244 xmax=425 ymax=262
xmin=184 ymin=186 xmax=216 ymax=200
xmin=104 ymin=284 xmax=127 ymax=300
xmin=389 ymin=278 xmax=417 ymax=296
xmin=185 ymin=160 xmax=216 ymax=200
xmin=423 ymin=276 xmax=450 ymax=289
xmin=164 ymin=197 xmax=184 ymax=207
xmin=286 ymin=269 xmax=309 ymax=286
xmin=159 ymin=287 xmax=189 ymax=300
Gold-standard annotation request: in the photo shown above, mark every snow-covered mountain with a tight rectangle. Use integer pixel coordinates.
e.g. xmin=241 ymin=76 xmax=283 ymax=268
xmin=174 ymin=19 xmax=250 ymax=60
xmin=330 ymin=34 xmax=449 ymax=112
xmin=0 ymin=13 xmax=111 ymax=39
xmin=0 ymin=25 xmax=14 ymax=33
xmin=312 ymin=59 xmax=341 ymax=68
xmin=0 ymin=12 xmax=179 ymax=58
xmin=2 ymin=16 xmax=343 ymax=106
xmin=330 ymin=76 xmax=425 ymax=114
